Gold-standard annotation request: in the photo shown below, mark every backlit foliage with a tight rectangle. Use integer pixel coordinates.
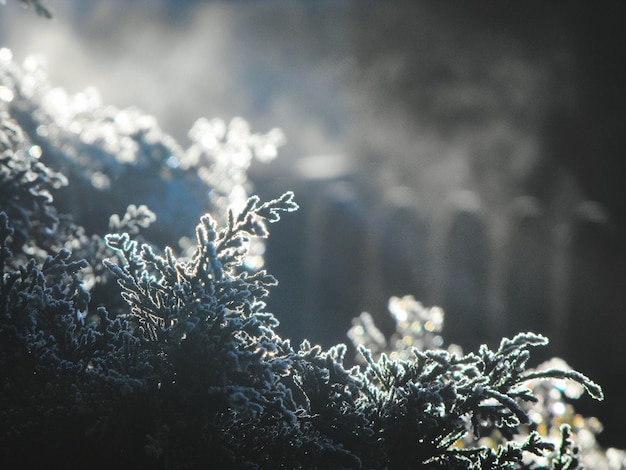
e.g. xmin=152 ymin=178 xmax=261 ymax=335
xmin=1 ymin=43 xmax=623 ymax=468
xmin=350 ymin=296 xmax=626 ymax=468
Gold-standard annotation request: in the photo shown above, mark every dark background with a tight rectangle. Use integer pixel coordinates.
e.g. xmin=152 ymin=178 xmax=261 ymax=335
xmin=2 ymin=0 xmax=625 ymax=448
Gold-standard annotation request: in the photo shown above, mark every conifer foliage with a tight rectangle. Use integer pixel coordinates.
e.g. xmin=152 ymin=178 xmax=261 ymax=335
xmin=0 ymin=24 xmax=620 ymax=469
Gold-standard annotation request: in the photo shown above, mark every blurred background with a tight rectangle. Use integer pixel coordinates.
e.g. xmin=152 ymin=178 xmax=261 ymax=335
xmin=2 ymin=0 xmax=625 ymax=448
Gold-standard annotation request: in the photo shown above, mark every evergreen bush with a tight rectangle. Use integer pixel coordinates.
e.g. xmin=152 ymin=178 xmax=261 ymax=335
xmin=1 ymin=9 xmax=625 ymax=468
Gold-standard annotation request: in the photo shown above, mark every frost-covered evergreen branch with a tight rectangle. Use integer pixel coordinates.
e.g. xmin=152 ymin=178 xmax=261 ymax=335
xmin=348 ymin=296 xmax=615 ymax=468
xmin=1 ymin=42 xmax=622 ymax=468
